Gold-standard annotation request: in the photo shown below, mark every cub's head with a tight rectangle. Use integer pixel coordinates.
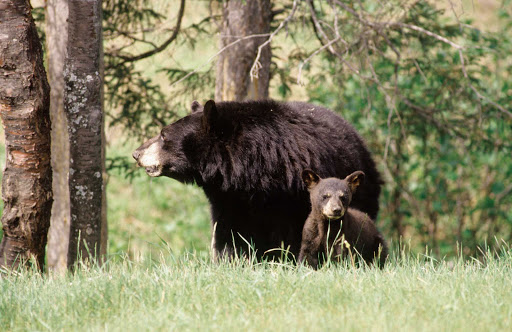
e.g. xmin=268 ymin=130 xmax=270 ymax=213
xmin=302 ymin=170 xmax=365 ymax=220
xmin=132 ymin=100 xmax=218 ymax=182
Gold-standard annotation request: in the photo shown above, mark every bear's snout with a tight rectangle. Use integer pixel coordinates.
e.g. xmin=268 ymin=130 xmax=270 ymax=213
xmin=322 ymin=198 xmax=345 ymax=219
xmin=132 ymin=137 xmax=164 ymax=177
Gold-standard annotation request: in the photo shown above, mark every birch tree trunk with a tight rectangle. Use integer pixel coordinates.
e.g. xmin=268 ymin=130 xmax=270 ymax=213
xmin=65 ymin=0 xmax=106 ymax=267
xmin=215 ymin=0 xmax=272 ymax=101
xmin=46 ymin=0 xmax=71 ymax=273
xmin=0 ymin=0 xmax=53 ymax=271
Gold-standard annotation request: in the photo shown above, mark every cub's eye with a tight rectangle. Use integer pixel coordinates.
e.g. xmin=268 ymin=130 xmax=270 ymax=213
xmin=322 ymin=194 xmax=331 ymax=200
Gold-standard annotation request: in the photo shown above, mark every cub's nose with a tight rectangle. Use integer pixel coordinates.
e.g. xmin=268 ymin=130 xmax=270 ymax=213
xmin=132 ymin=150 xmax=140 ymax=161
xmin=332 ymin=208 xmax=342 ymax=216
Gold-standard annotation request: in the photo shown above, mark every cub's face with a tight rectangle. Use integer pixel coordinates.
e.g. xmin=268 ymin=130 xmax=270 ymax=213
xmin=302 ymin=170 xmax=365 ymax=220
xmin=311 ymin=178 xmax=352 ymax=219
xmin=132 ymin=111 xmax=203 ymax=183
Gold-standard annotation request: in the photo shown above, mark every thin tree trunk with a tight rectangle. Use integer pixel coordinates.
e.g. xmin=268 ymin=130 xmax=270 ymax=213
xmin=391 ymin=141 xmax=404 ymax=239
xmin=428 ymin=209 xmax=439 ymax=257
xmin=215 ymin=0 xmax=272 ymax=101
xmin=0 ymin=0 xmax=53 ymax=270
xmin=65 ymin=0 xmax=106 ymax=267
xmin=455 ymin=165 xmax=465 ymax=253
xmin=46 ymin=0 xmax=71 ymax=273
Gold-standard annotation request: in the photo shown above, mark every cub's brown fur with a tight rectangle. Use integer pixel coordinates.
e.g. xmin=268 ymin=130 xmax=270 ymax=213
xmin=298 ymin=170 xmax=388 ymax=269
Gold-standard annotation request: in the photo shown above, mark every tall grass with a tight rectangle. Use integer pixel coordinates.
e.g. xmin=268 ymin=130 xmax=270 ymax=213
xmin=2 ymin=245 xmax=511 ymax=332
xmin=2 ymin=139 xmax=511 ymax=332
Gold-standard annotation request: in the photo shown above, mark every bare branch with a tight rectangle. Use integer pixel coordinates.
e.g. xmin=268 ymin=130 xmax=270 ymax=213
xmin=297 ymin=36 xmax=341 ymax=85
xmin=169 ymin=33 xmax=271 ymax=89
xmin=114 ymin=0 xmax=186 ymax=64
xmin=393 ymin=23 xmax=462 ymax=49
xmin=307 ymin=0 xmax=340 ymax=56
xmin=250 ymin=0 xmax=299 ymax=81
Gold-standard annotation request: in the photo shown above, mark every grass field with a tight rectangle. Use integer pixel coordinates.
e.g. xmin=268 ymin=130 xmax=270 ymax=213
xmin=1 ymin=247 xmax=511 ymax=331
xmin=2 ymin=143 xmax=510 ymax=331
xmin=3 ymin=138 xmax=511 ymax=331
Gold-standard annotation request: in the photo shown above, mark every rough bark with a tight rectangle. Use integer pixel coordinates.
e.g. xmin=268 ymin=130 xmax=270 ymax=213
xmin=0 ymin=0 xmax=53 ymax=271
xmin=215 ymin=0 xmax=272 ymax=101
xmin=65 ymin=0 xmax=106 ymax=267
xmin=46 ymin=0 xmax=70 ymax=273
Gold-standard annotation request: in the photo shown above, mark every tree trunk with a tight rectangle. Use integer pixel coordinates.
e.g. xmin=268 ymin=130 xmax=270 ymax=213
xmin=65 ymin=0 xmax=106 ymax=268
xmin=428 ymin=210 xmax=439 ymax=257
xmin=455 ymin=165 xmax=465 ymax=252
xmin=391 ymin=140 xmax=404 ymax=239
xmin=46 ymin=0 xmax=71 ymax=273
xmin=0 ymin=0 xmax=53 ymax=271
xmin=215 ymin=0 xmax=272 ymax=101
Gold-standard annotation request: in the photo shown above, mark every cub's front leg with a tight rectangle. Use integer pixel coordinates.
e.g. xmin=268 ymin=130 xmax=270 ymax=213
xmin=298 ymin=218 xmax=325 ymax=269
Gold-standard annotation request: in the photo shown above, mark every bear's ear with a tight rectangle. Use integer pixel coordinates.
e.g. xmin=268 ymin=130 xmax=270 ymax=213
xmin=202 ymin=100 xmax=218 ymax=133
xmin=302 ymin=169 xmax=320 ymax=190
xmin=345 ymin=171 xmax=365 ymax=193
xmin=191 ymin=100 xmax=203 ymax=114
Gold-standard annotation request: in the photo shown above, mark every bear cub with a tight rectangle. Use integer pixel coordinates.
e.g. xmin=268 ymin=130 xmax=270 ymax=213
xmin=298 ymin=170 xmax=388 ymax=269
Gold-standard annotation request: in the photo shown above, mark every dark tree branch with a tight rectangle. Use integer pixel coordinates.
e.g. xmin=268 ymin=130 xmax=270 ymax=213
xmin=114 ymin=0 xmax=186 ymax=64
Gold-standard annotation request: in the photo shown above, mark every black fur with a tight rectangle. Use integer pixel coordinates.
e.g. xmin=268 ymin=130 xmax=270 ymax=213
xmin=134 ymin=100 xmax=383 ymax=260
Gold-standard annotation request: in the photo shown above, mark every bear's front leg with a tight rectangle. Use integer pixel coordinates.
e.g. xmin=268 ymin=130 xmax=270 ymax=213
xmin=210 ymin=221 xmax=237 ymax=262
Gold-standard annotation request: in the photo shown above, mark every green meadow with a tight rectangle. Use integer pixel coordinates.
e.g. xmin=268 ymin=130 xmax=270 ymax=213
xmin=1 ymin=247 xmax=511 ymax=331
xmin=2 ymin=143 xmax=511 ymax=331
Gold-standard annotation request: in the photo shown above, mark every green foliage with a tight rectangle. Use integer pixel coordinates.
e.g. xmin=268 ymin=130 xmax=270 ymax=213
xmin=103 ymin=0 xmax=216 ymax=141
xmin=100 ymin=0 xmax=512 ymax=257
xmin=1 ymin=246 xmax=512 ymax=331
xmin=292 ymin=0 xmax=512 ymax=256
xmin=16 ymin=0 xmax=511 ymax=259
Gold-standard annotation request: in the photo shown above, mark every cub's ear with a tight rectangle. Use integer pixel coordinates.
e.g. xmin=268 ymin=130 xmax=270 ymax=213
xmin=202 ymin=100 xmax=217 ymax=133
xmin=302 ymin=169 xmax=320 ymax=190
xmin=345 ymin=171 xmax=365 ymax=193
xmin=191 ymin=100 xmax=203 ymax=114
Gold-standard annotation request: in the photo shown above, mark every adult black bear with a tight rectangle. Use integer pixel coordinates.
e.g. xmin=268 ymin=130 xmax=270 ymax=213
xmin=133 ymin=100 xmax=382 ymax=261
xmin=298 ymin=170 xmax=388 ymax=269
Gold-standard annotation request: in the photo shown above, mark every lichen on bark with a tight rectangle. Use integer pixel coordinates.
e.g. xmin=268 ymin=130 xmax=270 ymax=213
xmin=64 ymin=0 xmax=106 ymax=268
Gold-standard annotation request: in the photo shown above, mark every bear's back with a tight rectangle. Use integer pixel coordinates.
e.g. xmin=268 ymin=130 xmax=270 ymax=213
xmin=202 ymin=100 xmax=381 ymax=220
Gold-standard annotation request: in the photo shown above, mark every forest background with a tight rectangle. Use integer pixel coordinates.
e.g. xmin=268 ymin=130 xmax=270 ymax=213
xmin=1 ymin=0 xmax=511 ymax=261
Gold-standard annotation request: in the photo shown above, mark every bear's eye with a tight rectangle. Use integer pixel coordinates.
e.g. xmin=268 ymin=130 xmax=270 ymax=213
xmin=322 ymin=194 xmax=331 ymax=200
xmin=160 ymin=130 xmax=167 ymax=141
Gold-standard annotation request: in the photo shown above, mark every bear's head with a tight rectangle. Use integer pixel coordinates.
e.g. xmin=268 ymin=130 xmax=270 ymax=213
xmin=132 ymin=100 xmax=223 ymax=183
xmin=302 ymin=169 xmax=365 ymax=220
